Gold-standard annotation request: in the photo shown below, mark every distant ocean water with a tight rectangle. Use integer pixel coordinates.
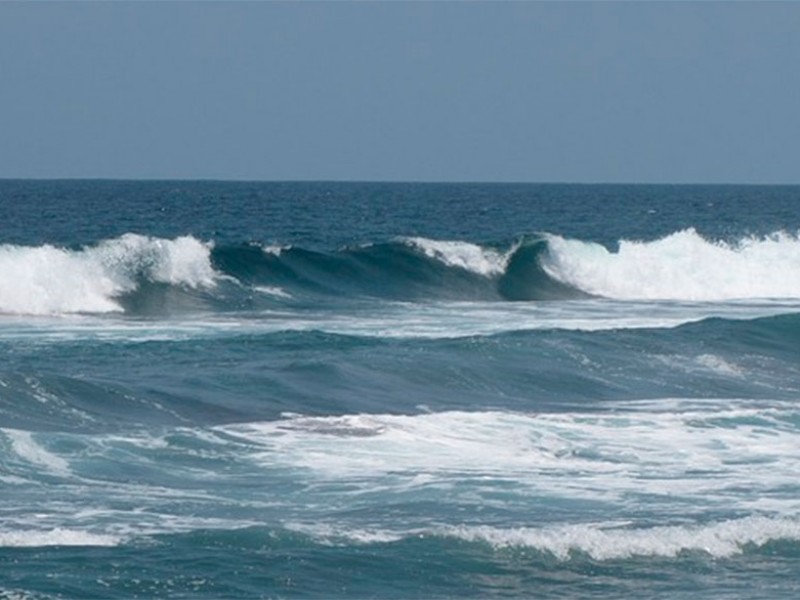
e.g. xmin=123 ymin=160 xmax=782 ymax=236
xmin=1 ymin=180 xmax=800 ymax=599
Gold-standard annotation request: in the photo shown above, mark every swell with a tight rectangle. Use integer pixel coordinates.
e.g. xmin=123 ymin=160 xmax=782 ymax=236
xmin=0 ymin=234 xmax=584 ymax=315
xmin=4 ymin=229 xmax=800 ymax=315
xmin=3 ymin=313 xmax=799 ymax=434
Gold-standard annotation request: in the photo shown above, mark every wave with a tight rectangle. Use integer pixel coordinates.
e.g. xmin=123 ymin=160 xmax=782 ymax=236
xmin=0 ymin=528 xmax=121 ymax=548
xmin=212 ymin=236 xmax=590 ymax=302
xmin=218 ymin=229 xmax=800 ymax=303
xmin=0 ymin=234 xmax=216 ymax=315
xmin=2 ymin=313 xmax=799 ymax=435
xmin=3 ymin=229 xmax=800 ymax=315
xmin=286 ymin=515 xmax=800 ymax=560
xmin=543 ymin=228 xmax=800 ymax=301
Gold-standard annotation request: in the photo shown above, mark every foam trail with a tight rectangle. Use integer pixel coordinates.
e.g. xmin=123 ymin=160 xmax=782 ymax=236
xmin=0 ymin=234 xmax=216 ymax=315
xmin=222 ymin=403 xmax=800 ymax=513
xmin=0 ymin=529 xmax=121 ymax=548
xmin=289 ymin=516 xmax=800 ymax=560
xmin=542 ymin=229 xmax=800 ymax=301
xmin=439 ymin=516 xmax=800 ymax=559
xmin=5 ymin=430 xmax=71 ymax=475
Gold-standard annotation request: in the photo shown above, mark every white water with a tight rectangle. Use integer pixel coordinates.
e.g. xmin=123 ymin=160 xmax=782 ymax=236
xmin=403 ymin=237 xmax=512 ymax=277
xmin=286 ymin=515 xmax=800 ymax=560
xmin=0 ymin=234 xmax=217 ymax=315
xmin=0 ymin=529 xmax=122 ymax=548
xmin=4 ymin=401 xmax=800 ymax=553
xmin=543 ymin=229 xmax=800 ymax=301
xmin=223 ymin=402 xmax=800 ymax=514
xmin=0 ymin=298 xmax=796 ymax=344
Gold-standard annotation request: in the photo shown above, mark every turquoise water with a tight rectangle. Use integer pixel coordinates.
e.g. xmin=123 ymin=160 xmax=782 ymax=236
xmin=1 ymin=181 xmax=800 ymax=598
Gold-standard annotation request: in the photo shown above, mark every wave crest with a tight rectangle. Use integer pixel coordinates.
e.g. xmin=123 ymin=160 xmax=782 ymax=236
xmin=286 ymin=516 xmax=800 ymax=560
xmin=543 ymin=229 xmax=800 ymax=301
xmin=401 ymin=237 xmax=511 ymax=277
xmin=0 ymin=234 xmax=216 ymax=315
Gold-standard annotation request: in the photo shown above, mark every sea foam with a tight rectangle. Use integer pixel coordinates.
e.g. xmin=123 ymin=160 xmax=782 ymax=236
xmin=221 ymin=403 xmax=800 ymax=514
xmin=542 ymin=229 xmax=800 ymax=301
xmin=0 ymin=234 xmax=216 ymax=315
xmin=402 ymin=237 xmax=511 ymax=277
xmin=286 ymin=515 xmax=800 ymax=560
xmin=0 ymin=528 xmax=122 ymax=548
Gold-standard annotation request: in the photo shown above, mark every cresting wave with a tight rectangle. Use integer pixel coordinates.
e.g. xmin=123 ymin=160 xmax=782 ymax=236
xmin=0 ymin=234 xmax=216 ymax=315
xmin=228 ymin=229 xmax=800 ymax=302
xmin=3 ymin=229 xmax=800 ymax=314
xmin=543 ymin=229 xmax=800 ymax=301
xmin=405 ymin=229 xmax=800 ymax=301
xmin=407 ymin=229 xmax=800 ymax=301
xmin=286 ymin=515 xmax=800 ymax=560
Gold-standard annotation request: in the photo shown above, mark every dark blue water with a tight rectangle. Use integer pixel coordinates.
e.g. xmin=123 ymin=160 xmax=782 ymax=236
xmin=1 ymin=180 xmax=800 ymax=598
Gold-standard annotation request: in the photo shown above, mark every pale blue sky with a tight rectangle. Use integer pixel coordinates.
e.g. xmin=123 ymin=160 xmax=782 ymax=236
xmin=1 ymin=2 xmax=798 ymax=183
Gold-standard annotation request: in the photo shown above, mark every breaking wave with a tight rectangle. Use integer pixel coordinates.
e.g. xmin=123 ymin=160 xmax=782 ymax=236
xmin=0 ymin=234 xmax=216 ymax=315
xmin=3 ymin=229 xmax=800 ymax=314
xmin=543 ymin=229 xmax=800 ymax=301
xmin=219 ymin=229 xmax=800 ymax=302
xmin=287 ymin=515 xmax=800 ymax=560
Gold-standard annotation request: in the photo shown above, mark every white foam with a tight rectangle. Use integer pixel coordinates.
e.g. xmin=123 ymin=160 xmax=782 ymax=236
xmin=221 ymin=402 xmax=800 ymax=512
xmin=0 ymin=528 xmax=121 ymax=547
xmin=0 ymin=234 xmax=216 ymax=315
xmin=285 ymin=522 xmax=405 ymax=545
xmin=261 ymin=244 xmax=290 ymax=257
xmin=284 ymin=515 xmax=800 ymax=559
xmin=5 ymin=430 xmax=71 ymax=475
xmin=442 ymin=516 xmax=800 ymax=559
xmin=695 ymin=354 xmax=744 ymax=378
xmin=403 ymin=237 xmax=511 ymax=277
xmin=542 ymin=229 xmax=800 ymax=301
xmin=0 ymin=297 xmax=796 ymax=344
xmin=253 ymin=285 xmax=292 ymax=298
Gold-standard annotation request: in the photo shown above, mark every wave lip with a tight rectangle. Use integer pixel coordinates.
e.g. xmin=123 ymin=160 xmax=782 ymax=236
xmin=543 ymin=229 xmax=800 ymax=301
xmin=0 ymin=234 xmax=216 ymax=315
xmin=401 ymin=237 xmax=511 ymax=277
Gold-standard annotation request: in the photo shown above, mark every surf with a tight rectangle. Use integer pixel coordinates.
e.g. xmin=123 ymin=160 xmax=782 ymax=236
xmin=0 ymin=234 xmax=216 ymax=315
xmin=3 ymin=229 xmax=800 ymax=317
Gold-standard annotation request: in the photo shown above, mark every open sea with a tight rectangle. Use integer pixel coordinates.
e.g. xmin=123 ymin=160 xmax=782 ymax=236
xmin=1 ymin=180 xmax=800 ymax=599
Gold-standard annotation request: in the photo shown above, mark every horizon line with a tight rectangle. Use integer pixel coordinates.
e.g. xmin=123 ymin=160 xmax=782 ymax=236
xmin=1 ymin=177 xmax=799 ymax=187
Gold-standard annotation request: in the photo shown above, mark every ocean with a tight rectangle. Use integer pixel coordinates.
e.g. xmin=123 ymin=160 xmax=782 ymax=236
xmin=1 ymin=180 xmax=799 ymax=598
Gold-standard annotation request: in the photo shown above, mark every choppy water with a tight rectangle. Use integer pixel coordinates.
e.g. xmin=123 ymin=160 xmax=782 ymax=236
xmin=1 ymin=180 xmax=800 ymax=598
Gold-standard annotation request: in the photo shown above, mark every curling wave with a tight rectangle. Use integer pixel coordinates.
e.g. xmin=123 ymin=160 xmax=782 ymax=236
xmin=543 ymin=228 xmax=800 ymax=301
xmin=0 ymin=234 xmax=217 ymax=315
xmin=216 ymin=229 xmax=800 ymax=302
xmin=4 ymin=229 xmax=800 ymax=314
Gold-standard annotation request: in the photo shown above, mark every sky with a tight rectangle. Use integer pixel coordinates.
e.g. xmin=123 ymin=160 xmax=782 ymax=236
xmin=1 ymin=2 xmax=799 ymax=184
